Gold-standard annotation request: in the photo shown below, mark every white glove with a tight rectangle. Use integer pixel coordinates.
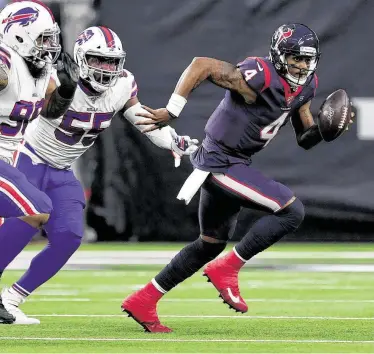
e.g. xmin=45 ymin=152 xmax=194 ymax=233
xmin=170 ymin=128 xmax=199 ymax=168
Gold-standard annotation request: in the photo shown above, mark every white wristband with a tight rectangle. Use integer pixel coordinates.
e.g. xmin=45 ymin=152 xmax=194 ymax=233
xmin=166 ymin=93 xmax=187 ymax=118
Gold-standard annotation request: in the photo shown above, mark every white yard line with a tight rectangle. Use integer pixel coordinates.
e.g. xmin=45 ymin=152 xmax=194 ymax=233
xmin=0 ymin=337 xmax=373 ymax=344
xmin=6 ymin=250 xmax=374 ymax=270
xmin=28 ymin=298 xmax=91 ymax=302
xmin=29 ymin=314 xmax=374 ymax=320
xmin=163 ymin=298 xmax=374 ymax=303
xmin=27 ymin=297 xmax=374 ymax=303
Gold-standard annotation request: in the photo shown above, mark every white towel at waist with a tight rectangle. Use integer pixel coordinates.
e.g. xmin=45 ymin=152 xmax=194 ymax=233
xmin=177 ymin=169 xmax=210 ymax=205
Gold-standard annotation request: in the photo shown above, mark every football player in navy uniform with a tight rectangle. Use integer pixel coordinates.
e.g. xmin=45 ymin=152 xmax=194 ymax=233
xmin=121 ymin=23 xmax=354 ymax=332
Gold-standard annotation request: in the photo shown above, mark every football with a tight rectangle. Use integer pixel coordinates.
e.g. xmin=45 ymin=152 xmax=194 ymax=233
xmin=317 ymin=89 xmax=351 ymax=142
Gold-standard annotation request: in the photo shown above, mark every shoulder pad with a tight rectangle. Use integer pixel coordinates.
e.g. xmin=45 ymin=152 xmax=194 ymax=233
xmin=121 ymin=70 xmax=138 ymax=99
xmin=237 ymin=56 xmax=272 ymax=93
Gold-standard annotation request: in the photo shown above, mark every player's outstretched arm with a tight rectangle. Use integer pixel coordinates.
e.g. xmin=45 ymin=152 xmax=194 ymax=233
xmin=134 ymin=57 xmax=256 ymax=132
xmin=122 ymin=97 xmax=198 ymax=167
xmin=173 ymin=57 xmax=256 ymax=99
xmin=291 ymin=101 xmax=322 ymax=150
xmin=41 ymin=53 xmax=79 ymax=119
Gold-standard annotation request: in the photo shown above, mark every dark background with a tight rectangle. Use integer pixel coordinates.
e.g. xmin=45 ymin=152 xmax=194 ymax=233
xmin=40 ymin=0 xmax=374 ymax=242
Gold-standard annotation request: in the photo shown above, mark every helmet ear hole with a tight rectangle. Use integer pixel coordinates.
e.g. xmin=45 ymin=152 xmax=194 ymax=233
xmin=16 ymin=36 xmax=23 ymax=43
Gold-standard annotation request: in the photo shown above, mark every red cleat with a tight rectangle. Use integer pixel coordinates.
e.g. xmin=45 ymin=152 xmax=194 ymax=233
xmin=203 ymin=250 xmax=248 ymax=313
xmin=121 ymin=283 xmax=172 ymax=333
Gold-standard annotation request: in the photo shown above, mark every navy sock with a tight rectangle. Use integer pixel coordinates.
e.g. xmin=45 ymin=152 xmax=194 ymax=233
xmin=155 ymin=237 xmax=226 ymax=292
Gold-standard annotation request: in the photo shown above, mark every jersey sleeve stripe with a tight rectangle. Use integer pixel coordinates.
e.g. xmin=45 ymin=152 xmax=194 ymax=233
xmin=131 ymin=80 xmax=138 ymax=97
xmin=256 ymin=58 xmax=271 ymax=93
xmin=0 ymin=53 xmax=11 ymax=69
xmin=130 ymin=88 xmax=138 ymax=98
xmin=130 ymin=82 xmax=138 ymax=98
xmin=0 ymin=46 xmax=11 ymax=60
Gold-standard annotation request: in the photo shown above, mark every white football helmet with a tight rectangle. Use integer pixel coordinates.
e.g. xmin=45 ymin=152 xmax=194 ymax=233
xmin=0 ymin=0 xmax=61 ymax=66
xmin=74 ymin=26 xmax=126 ymax=93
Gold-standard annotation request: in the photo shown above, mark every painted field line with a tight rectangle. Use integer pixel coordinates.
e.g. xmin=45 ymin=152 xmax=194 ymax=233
xmin=128 ymin=298 xmax=374 ymax=303
xmin=30 ymin=314 xmax=374 ymax=320
xmin=28 ymin=298 xmax=374 ymax=304
xmin=0 ymin=337 xmax=373 ymax=344
xmin=28 ymin=298 xmax=91 ymax=302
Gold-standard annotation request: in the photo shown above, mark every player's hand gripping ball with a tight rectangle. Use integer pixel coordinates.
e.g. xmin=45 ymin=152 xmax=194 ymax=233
xmin=317 ymin=89 xmax=353 ymax=142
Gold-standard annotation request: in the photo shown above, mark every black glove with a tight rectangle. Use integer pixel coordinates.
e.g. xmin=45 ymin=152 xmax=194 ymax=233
xmin=56 ymin=52 xmax=80 ymax=99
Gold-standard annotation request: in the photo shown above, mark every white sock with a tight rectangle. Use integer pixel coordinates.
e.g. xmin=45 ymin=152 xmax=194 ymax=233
xmin=6 ymin=287 xmax=26 ymax=306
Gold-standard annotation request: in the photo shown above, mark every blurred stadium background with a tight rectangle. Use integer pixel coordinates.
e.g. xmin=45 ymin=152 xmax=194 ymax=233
xmin=1 ymin=1 xmax=374 ymax=353
xmin=32 ymin=0 xmax=374 ymax=244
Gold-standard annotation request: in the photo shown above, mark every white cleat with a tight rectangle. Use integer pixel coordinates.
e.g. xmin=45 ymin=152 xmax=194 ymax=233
xmin=1 ymin=288 xmax=40 ymax=325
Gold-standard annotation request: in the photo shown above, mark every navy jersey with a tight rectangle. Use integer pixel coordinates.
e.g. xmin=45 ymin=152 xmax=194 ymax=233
xmin=192 ymin=56 xmax=318 ymax=172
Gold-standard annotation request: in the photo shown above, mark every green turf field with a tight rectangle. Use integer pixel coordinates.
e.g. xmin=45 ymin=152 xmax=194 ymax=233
xmin=0 ymin=242 xmax=373 ymax=353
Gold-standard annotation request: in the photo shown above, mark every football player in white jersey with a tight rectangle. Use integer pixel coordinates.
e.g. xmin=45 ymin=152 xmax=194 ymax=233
xmin=0 ymin=0 xmax=80 ymax=324
xmin=0 ymin=25 xmax=198 ymax=324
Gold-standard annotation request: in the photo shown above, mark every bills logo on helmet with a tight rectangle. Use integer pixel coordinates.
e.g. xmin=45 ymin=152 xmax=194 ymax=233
xmin=2 ymin=7 xmax=39 ymax=33
xmin=275 ymin=27 xmax=293 ymax=48
xmin=76 ymin=29 xmax=94 ymax=45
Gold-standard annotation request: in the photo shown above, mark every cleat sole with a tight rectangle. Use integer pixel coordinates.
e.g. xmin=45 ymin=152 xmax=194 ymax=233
xmin=122 ymin=307 xmax=151 ymax=333
xmin=121 ymin=305 xmax=172 ymax=333
xmin=202 ymin=272 xmax=247 ymax=314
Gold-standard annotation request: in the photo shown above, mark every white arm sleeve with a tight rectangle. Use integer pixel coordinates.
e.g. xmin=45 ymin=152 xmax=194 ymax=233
xmin=123 ymin=102 xmax=173 ymax=150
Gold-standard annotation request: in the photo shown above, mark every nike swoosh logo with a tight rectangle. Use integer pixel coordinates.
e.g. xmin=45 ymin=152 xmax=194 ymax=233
xmin=256 ymin=62 xmax=263 ymax=72
xmin=227 ymin=288 xmax=240 ymax=303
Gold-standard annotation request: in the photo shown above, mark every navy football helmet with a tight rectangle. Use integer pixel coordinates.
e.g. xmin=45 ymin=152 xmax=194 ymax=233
xmin=269 ymin=23 xmax=321 ymax=87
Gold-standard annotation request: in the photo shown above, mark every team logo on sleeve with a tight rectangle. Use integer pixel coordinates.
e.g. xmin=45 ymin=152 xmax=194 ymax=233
xmin=76 ymin=29 xmax=95 ymax=45
xmin=2 ymin=7 xmax=39 ymax=33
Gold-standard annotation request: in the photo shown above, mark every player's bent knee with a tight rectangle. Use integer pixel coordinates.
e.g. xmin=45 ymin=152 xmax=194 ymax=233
xmin=49 ymin=231 xmax=82 ymax=254
xmin=195 ymin=236 xmax=226 ymax=260
xmin=277 ymin=197 xmax=305 ymax=231
xmin=20 ymin=213 xmax=50 ymax=228
xmin=200 ymin=234 xmax=227 ymax=244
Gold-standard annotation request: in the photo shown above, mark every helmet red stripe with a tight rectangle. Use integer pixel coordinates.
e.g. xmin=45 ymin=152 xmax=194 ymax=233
xmin=98 ymin=26 xmax=115 ymax=48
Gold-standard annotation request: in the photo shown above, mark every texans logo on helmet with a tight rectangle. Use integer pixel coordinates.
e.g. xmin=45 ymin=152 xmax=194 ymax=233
xmin=2 ymin=7 xmax=39 ymax=33
xmin=275 ymin=27 xmax=293 ymax=48
xmin=76 ymin=29 xmax=94 ymax=45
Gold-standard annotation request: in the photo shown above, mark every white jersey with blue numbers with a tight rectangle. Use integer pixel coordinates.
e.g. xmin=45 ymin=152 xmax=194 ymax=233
xmin=0 ymin=43 xmax=51 ymax=164
xmin=24 ymin=69 xmax=138 ymax=169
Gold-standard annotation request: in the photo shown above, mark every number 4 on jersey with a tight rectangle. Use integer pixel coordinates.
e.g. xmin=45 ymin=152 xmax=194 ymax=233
xmin=244 ymin=69 xmax=257 ymax=81
xmin=244 ymin=62 xmax=263 ymax=81
xmin=260 ymin=112 xmax=289 ymax=147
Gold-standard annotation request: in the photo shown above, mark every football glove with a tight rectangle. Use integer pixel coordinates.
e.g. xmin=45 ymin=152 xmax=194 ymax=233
xmin=170 ymin=128 xmax=199 ymax=168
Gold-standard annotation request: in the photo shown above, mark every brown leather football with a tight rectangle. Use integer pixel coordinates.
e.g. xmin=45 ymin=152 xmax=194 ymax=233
xmin=317 ymin=89 xmax=351 ymax=142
